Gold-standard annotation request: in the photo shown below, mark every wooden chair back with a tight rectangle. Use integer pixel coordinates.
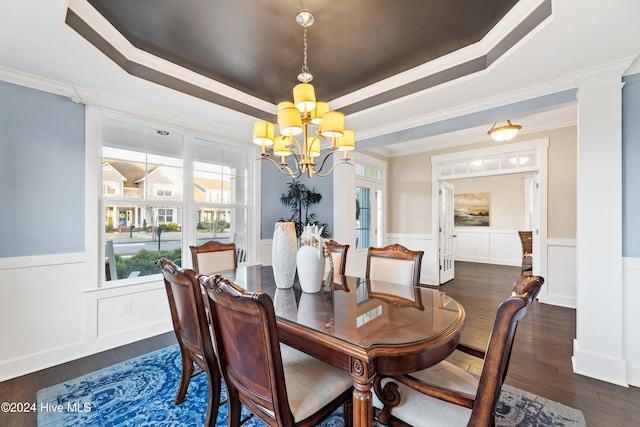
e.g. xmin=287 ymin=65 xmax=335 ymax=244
xmin=366 ymin=244 xmax=423 ymax=287
xmin=325 ymin=239 xmax=350 ymax=275
xmin=190 ymin=240 xmax=237 ymax=275
xmin=469 ymin=274 xmax=543 ymax=426
xmin=155 ymin=257 xmax=221 ymax=427
xmin=517 ymin=231 xmax=533 ymax=274
xmin=204 ymin=275 xmax=353 ymax=427
xmin=375 ymin=274 xmax=544 ymax=427
xmin=206 ymin=276 xmax=291 ymax=424
xmin=517 ymin=231 xmax=533 ymax=255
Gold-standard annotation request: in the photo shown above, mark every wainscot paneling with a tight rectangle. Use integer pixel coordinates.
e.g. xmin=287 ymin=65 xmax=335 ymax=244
xmin=624 ymin=257 xmax=640 ymax=387
xmin=543 ymin=239 xmax=577 ymax=308
xmin=0 ymin=254 xmax=172 ymax=382
xmin=453 ymin=228 xmax=521 ymax=266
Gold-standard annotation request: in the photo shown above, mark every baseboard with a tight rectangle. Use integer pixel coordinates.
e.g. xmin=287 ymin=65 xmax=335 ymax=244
xmin=455 ymin=256 xmax=519 ymax=267
xmin=627 ymin=362 xmax=640 ymax=387
xmin=539 ymin=293 xmax=576 ymax=309
xmin=572 ymin=339 xmax=628 ymax=387
xmin=0 ymin=320 xmax=172 ymax=382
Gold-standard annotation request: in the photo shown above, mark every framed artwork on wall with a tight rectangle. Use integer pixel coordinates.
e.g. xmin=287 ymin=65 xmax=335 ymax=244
xmin=454 ymin=192 xmax=490 ymax=226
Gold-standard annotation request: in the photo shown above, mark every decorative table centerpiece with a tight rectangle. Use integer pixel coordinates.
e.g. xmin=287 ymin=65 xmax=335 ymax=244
xmin=296 ymin=224 xmax=333 ymax=293
xmin=272 ymin=222 xmax=297 ymax=289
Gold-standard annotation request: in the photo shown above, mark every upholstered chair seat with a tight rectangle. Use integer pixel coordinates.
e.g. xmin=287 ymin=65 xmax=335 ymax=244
xmin=372 ymin=361 xmax=479 ymax=426
xmin=280 ymin=344 xmax=354 ymax=422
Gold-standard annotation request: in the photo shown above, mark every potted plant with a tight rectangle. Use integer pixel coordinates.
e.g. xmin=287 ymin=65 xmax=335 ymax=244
xmin=279 ymin=180 xmax=329 ymax=238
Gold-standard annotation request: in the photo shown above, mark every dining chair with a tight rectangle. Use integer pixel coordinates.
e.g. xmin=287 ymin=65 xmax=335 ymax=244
xmin=372 ymin=274 xmax=544 ymax=427
xmin=203 ymin=274 xmax=354 ymax=427
xmin=155 ymin=258 xmax=223 ymax=427
xmin=324 ymin=239 xmax=350 ymax=275
xmin=518 ymin=231 xmax=533 ymax=274
xmin=366 ymin=243 xmax=424 ymax=287
xmin=190 ymin=240 xmax=237 ymax=275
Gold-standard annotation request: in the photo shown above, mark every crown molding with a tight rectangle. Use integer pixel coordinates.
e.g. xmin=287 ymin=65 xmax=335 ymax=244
xmin=354 ymin=75 xmax=575 ymax=142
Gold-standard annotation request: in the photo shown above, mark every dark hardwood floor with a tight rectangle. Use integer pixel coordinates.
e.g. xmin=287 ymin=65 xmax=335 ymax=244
xmin=1 ymin=261 xmax=638 ymax=426
xmin=437 ymin=262 xmax=640 ymax=427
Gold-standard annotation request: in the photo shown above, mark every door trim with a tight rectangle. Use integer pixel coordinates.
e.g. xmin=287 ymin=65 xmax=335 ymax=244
xmin=430 ymin=138 xmax=549 ymax=297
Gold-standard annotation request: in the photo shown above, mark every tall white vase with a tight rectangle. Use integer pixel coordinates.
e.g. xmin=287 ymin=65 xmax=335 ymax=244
xmin=297 ymin=244 xmax=325 ymax=293
xmin=272 ymin=222 xmax=297 ymax=289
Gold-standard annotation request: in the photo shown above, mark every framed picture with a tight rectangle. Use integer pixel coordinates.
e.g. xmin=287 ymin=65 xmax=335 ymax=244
xmin=454 ymin=192 xmax=490 ymax=226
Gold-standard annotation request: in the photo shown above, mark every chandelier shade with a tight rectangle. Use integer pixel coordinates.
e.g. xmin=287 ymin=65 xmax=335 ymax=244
xmin=252 ymin=11 xmax=355 ymax=178
xmin=320 ymin=111 xmax=345 ymax=138
xmin=253 ymin=121 xmax=274 ymax=146
xmin=337 ymin=129 xmax=355 ymax=151
xmin=277 ymin=107 xmax=303 ymax=136
xmin=293 ymin=83 xmax=316 ymax=112
xmin=273 ymin=135 xmax=292 ymax=157
xmin=311 ymin=101 xmax=329 ymax=125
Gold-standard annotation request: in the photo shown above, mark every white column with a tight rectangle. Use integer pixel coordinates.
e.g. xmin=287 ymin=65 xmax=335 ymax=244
xmin=570 ymin=57 xmax=635 ymax=386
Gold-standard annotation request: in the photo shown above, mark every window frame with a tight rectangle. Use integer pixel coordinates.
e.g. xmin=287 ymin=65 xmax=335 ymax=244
xmin=87 ymin=108 xmax=255 ymax=289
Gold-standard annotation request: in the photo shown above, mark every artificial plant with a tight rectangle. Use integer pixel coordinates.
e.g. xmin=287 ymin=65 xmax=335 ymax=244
xmin=279 ymin=180 xmax=329 ymax=238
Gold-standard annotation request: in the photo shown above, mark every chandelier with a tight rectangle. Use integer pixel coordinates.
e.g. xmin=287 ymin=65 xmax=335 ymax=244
xmin=487 ymin=119 xmax=522 ymax=142
xmin=252 ymin=11 xmax=355 ymax=178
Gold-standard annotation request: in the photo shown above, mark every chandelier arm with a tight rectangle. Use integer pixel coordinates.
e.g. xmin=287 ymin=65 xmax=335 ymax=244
xmin=289 ymin=136 xmax=304 ymax=157
xmin=315 ymin=158 xmax=353 ymax=177
xmin=259 ymin=156 xmax=302 ymax=178
xmin=314 ymin=150 xmax=337 ymax=174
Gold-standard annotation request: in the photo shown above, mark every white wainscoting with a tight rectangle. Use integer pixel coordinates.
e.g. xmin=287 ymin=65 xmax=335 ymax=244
xmin=453 ymin=228 xmax=522 ymax=266
xmin=624 ymin=257 xmax=640 ymax=387
xmin=0 ymin=253 xmax=172 ymax=382
xmin=543 ymin=239 xmax=577 ymax=308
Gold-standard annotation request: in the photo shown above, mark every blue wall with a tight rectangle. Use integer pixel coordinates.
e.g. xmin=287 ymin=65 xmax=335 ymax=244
xmin=260 ymin=159 xmax=333 ymax=240
xmin=622 ymin=73 xmax=640 ymax=257
xmin=0 ymin=81 xmax=85 ymax=257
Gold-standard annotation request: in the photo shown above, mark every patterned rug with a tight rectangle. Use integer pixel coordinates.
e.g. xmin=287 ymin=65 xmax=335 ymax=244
xmin=37 ymin=345 xmax=586 ymax=426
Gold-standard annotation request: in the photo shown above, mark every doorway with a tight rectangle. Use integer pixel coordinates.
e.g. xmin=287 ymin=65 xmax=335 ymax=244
xmin=431 ymin=139 xmax=548 ymax=286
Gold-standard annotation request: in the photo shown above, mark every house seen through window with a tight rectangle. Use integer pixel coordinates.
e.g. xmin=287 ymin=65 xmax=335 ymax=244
xmin=101 ymin=116 xmax=250 ymax=283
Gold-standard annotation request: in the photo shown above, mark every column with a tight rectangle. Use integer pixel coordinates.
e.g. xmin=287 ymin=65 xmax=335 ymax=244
xmin=570 ymin=56 xmax=635 ymax=386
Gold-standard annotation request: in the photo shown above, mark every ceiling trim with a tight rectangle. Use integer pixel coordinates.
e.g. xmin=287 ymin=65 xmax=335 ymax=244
xmin=65 ymin=2 xmax=275 ymax=121
xmin=66 ymin=0 xmax=552 ymax=121
xmin=337 ymin=0 xmax=553 ymax=115
xmin=353 ymin=75 xmax=577 ymax=144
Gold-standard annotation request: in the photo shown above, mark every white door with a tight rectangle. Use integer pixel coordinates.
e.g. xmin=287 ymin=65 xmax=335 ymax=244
xmin=439 ymin=181 xmax=455 ymax=283
xmin=524 ymin=174 xmax=541 ymax=274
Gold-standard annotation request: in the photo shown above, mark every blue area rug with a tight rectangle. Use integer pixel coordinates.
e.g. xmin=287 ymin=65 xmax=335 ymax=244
xmin=37 ymin=345 xmax=585 ymax=426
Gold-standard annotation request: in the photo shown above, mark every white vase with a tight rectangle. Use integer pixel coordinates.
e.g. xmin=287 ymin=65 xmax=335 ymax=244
xmin=297 ymin=244 xmax=325 ymax=293
xmin=272 ymin=222 xmax=297 ymax=289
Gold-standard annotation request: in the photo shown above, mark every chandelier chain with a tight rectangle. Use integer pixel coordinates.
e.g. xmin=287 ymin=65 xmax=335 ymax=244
xmin=302 ymin=25 xmax=309 ymax=75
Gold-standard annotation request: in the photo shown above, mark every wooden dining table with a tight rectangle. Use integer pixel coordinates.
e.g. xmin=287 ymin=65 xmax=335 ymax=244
xmin=215 ymin=264 xmax=465 ymax=427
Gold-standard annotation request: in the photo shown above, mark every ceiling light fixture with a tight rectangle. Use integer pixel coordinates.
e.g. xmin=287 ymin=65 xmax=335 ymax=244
xmin=487 ymin=120 xmax=522 ymax=142
xmin=252 ymin=11 xmax=355 ymax=178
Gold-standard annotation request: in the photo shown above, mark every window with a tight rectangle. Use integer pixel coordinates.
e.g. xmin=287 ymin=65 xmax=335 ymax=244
xmin=102 ymin=181 xmax=119 ymax=196
xmin=154 ymin=184 xmax=173 ymax=197
xmin=193 ymin=137 xmax=249 ymax=257
xmin=356 ymin=187 xmax=371 ymax=250
xmin=355 ymin=157 xmax=385 ymax=251
xmin=100 ymin=115 xmax=252 ymax=284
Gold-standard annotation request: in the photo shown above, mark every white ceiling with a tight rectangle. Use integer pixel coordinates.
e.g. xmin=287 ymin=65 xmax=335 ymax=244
xmin=0 ymin=0 xmax=638 ymax=157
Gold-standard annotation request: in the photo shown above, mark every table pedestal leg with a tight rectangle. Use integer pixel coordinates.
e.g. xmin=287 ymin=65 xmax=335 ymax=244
xmin=352 ymin=380 xmax=374 ymax=427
